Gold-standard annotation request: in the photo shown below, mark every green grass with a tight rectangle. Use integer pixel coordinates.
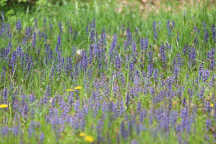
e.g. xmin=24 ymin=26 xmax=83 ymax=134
xmin=0 ymin=0 xmax=216 ymax=144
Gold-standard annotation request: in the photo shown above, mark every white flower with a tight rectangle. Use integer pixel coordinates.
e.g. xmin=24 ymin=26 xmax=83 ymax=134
xmin=76 ymin=49 xmax=83 ymax=56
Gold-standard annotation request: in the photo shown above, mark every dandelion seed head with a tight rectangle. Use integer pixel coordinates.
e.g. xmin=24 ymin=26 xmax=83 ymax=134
xmin=76 ymin=49 xmax=83 ymax=56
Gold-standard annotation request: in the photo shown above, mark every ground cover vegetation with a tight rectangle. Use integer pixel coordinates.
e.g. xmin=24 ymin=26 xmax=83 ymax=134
xmin=0 ymin=0 xmax=216 ymax=143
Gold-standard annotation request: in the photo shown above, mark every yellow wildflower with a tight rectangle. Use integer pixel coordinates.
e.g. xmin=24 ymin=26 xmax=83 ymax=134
xmin=210 ymin=103 xmax=214 ymax=108
xmin=84 ymin=135 xmax=94 ymax=143
xmin=66 ymin=88 xmax=75 ymax=92
xmin=66 ymin=86 xmax=82 ymax=92
xmin=79 ymin=132 xmax=86 ymax=137
xmin=0 ymin=104 xmax=8 ymax=108
xmin=74 ymin=86 xmax=82 ymax=90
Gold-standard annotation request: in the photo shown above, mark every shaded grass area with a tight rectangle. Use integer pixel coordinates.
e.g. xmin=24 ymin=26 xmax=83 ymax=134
xmin=0 ymin=0 xmax=216 ymax=143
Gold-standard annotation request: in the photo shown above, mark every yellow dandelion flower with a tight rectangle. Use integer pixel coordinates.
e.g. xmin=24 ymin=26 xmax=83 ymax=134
xmin=79 ymin=132 xmax=86 ymax=137
xmin=210 ymin=103 xmax=214 ymax=108
xmin=84 ymin=135 xmax=94 ymax=143
xmin=66 ymin=88 xmax=75 ymax=92
xmin=0 ymin=104 xmax=8 ymax=108
xmin=66 ymin=86 xmax=82 ymax=92
xmin=74 ymin=86 xmax=82 ymax=90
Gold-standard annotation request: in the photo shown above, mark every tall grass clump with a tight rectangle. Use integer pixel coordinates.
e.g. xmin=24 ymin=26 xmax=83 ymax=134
xmin=0 ymin=0 xmax=216 ymax=143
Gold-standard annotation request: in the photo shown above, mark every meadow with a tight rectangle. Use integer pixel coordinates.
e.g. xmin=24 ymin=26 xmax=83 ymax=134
xmin=0 ymin=0 xmax=216 ymax=143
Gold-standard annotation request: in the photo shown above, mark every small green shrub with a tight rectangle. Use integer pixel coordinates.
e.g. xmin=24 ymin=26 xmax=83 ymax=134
xmin=0 ymin=0 xmax=56 ymax=18
xmin=1 ymin=0 xmax=69 ymax=8
xmin=0 ymin=0 xmax=7 ymax=7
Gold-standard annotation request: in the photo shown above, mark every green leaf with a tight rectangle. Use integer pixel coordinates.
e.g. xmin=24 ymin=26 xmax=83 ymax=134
xmin=6 ymin=9 xmax=15 ymax=16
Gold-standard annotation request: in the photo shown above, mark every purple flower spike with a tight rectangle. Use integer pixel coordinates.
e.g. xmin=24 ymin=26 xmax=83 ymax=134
xmin=132 ymin=41 xmax=137 ymax=56
xmin=101 ymin=29 xmax=106 ymax=46
xmin=160 ymin=44 xmax=166 ymax=63
xmin=16 ymin=20 xmax=22 ymax=31
xmin=12 ymin=126 xmax=19 ymax=136
xmin=131 ymin=139 xmax=138 ymax=144
xmin=140 ymin=38 xmax=148 ymax=51
xmin=40 ymin=133 xmax=45 ymax=144
xmin=120 ymin=121 xmax=128 ymax=139
xmin=126 ymin=28 xmax=132 ymax=43
xmin=58 ymin=22 xmax=62 ymax=33
xmin=1 ymin=126 xmax=8 ymax=136
xmin=212 ymin=24 xmax=216 ymax=42
xmin=167 ymin=20 xmax=172 ymax=36
xmin=32 ymin=32 xmax=36 ymax=48
xmin=203 ymin=22 xmax=209 ymax=42
xmin=153 ymin=21 xmax=158 ymax=40
xmin=189 ymin=47 xmax=196 ymax=66
xmin=3 ymin=88 xmax=8 ymax=103
xmin=147 ymin=63 xmax=153 ymax=77
xmin=109 ymin=34 xmax=117 ymax=59
xmin=115 ymin=55 xmax=121 ymax=69
xmin=1 ymin=11 xmax=5 ymax=21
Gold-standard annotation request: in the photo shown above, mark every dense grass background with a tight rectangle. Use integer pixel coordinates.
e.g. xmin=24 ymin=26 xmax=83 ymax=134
xmin=0 ymin=0 xmax=216 ymax=143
